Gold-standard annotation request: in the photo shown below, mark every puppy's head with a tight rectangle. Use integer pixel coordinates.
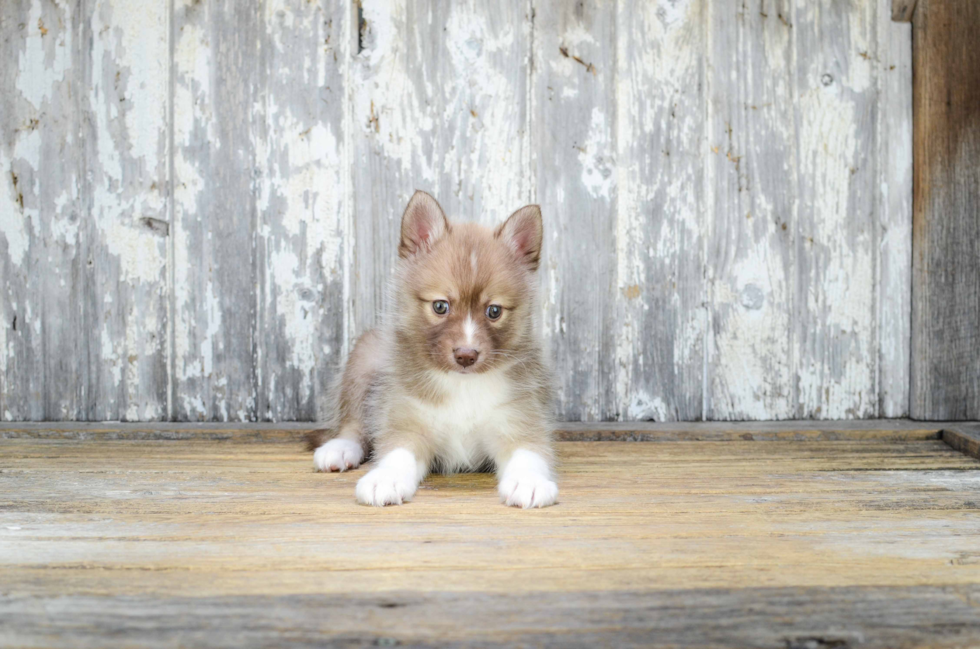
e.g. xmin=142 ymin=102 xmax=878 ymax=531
xmin=394 ymin=190 xmax=542 ymax=375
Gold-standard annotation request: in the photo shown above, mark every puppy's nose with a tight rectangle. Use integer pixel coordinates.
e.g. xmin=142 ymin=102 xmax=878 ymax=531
xmin=454 ymin=348 xmax=479 ymax=368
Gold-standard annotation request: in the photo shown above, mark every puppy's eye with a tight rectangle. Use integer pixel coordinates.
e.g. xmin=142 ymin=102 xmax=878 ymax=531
xmin=432 ymin=300 xmax=449 ymax=315
xmin=486 ymin=304 xmax=502 ymax=320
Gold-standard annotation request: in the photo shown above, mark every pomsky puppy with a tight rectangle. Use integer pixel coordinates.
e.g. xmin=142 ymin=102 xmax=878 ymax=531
xmin=309 ymin=190 xmax=557 ymax=508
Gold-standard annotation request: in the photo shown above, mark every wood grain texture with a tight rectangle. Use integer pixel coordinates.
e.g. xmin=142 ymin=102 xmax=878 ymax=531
xmin=3 ymin=587 xmax=980 ymax=648
xmin=0 ymin=0 xmax=915 ymax=423
xmin=705 ymin=0 xmax=795 ymax=419
xmin=0 ymin=0 xmax=170 ymax=421
xmin=172 ymin=0 xmax=348 ymax=421
xmin=0 ymin=419 xmax=949 ymax=442
xmin=254 ymin=0 xmax=349 ymax=421
xmin=350 ymin=0 xmax=531 ymax=335
xmin=0 ymin=0 xmax=77 ymax=421
xmin=876 ymin=0 xmax=913 ymax=417
xmin=794 ymin=0 xmax=878 ymax=419
xmin=910 ymin=0 xmax=980 ymax=420
xmin=891 ymin=0 xmax=918 ymax=22
xmin=1 ymin=437 xmax=979 ymax=646
xmin=533 ymin=0 xmax=618 ymax=421
xmin=172 ymin=0 xmax=261 ymax=421
xmin=943 ymin=424 xmax=980 ymax=460
xmin=615 ymin=0 xmax=704 ymax=422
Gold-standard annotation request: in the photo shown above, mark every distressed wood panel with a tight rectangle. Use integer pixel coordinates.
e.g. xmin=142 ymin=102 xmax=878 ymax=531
xmin=910 ymin=0 xmax=980 ymax=420
xmin=86 ymin=0 xmax=171 ymax=421
xmin=0 ymin=0 xmax=169 ymax=421
xmin=876 ymin=0 xmax=912 ymax=417
xmin=614 ymin=0 xmax=704 ymax=422
xmin=533 ymin=0 xmax=618 ymax=421
xmin=704 ymin=0 xmax=796 ymax=420
xmin=0 ymin=0 xmax=74 ymax=421
xmin=172 ymin=0 xmax=347 ymax=421
xmin=172 ymin=0 xmax=261 ymax=421
xmin=0 ymin=0 xmax=915 ymax=422
xmin=254 ymin=0 xmax=349 ymax=421
xmin=350 ymin=0 xmax=531 ymax=334
xmin=793 ymin=0 xmax=878 ymax=419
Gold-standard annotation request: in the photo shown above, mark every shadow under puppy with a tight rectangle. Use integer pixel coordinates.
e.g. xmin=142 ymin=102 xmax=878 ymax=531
xmin=309 ymin=191 xmax=558 ymax=508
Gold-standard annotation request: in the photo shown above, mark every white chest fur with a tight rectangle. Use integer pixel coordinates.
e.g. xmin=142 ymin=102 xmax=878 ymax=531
xmin=413 ymin=369 xmax=512 ymax=471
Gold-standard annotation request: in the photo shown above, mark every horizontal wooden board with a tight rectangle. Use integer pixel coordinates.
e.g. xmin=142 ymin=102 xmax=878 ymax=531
xmin=3 ymin=586 xmax=980 ymax=648
xmin=0 ymin=420 xmax=951 ymax=443
xmin=1 ymin=437 xmax=979 ymax=646
xmin=943 ymin=424 xmax=980 ymax=460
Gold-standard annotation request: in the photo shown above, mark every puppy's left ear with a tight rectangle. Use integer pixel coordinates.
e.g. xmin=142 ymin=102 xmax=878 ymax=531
xmin=495 ymin=205 xmax=543 ymax=272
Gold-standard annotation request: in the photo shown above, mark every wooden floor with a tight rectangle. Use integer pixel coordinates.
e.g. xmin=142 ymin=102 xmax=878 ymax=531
xmin=2 ymin=424 xmax=980 ymax=647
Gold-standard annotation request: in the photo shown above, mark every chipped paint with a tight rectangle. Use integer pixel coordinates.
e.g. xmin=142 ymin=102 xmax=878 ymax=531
xmin=1 ymin=0 xmax=913 ymax=422
xmin=0 ymin=154 xmax=32 ymax=268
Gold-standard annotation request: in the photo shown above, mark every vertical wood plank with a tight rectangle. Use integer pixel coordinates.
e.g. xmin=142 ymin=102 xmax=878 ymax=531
xmin=793 ymin=0 xmax=878 ymax=419
xmin=876 ymin=0 xmax=912 ymax=417
xmin=1 ymin=0 xmax=170 ymax=421
xmin=1 ymin=0 xmax=79 ymax=420
xmin=614 ymin=0 xmax=704 ymax=421
xmin=704 ymin=0 xmax=796 ymax=420
xmin=254 ymin=0 xmax=349 ymax=421
xmin=86 ymin=0 xmax=171 ymax=420
xmin=911 ymin=0 xmax=980 ymax=420
xmin=172 ymin=0 xmax=260 ymax=420
xmin=532 ymin=0 xmax=617 ymax=421
xmin=350 ymin=0 xmax=530 ymax=335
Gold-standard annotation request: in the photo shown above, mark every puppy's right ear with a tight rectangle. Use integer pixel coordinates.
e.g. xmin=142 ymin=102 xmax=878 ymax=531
xmin=399 ymin=190 xmax=449 ymax=258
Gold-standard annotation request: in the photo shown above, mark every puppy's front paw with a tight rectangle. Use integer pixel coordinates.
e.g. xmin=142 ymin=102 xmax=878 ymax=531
xmin=499 ymin=472 xmax=559 ymax=509
xmin=356 ymin=467 xmax=417 ymax=506
xmin=313 ymin=438 xmax=364 ymax=472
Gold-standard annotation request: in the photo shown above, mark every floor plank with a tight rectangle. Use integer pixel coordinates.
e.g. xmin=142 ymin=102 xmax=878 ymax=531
xmin=1 ymin=438 xmax=979 ymax=647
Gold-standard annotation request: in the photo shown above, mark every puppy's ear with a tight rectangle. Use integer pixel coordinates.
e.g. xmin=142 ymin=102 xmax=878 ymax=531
xmin=399 ymin=190 xmax=449 ymax=258
xmin=495 ymin=205 xmax=543 ymax=271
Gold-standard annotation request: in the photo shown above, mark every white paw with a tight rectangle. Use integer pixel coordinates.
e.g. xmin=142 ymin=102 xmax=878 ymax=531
xmin=313 ymin=438 xmax=364 ymax=472
xmin=355 ymin=448 xmax=420 ymax=507
xmin=356 ymin=467 xmax=417 ymax=506
xmin=499 ymin=471 xmax=559 ymax=509
xmin=498 ymin=449 xmax=558 ymax=509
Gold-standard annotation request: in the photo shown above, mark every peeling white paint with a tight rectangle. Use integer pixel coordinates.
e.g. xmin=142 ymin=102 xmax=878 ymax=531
xmin=15 ymin=1 xmax=72 ymax=111
xmin=627 ymin=391 xmax=669 ymax=421
xmin=797 ymin=72 xmax=875 ymax=418
xmin=578 ymin=107 xmax=615 ymax=200
xmin=0 ymin=0 xmax=912 ymax=423
xmin=0 ymin=153 xmax=31 ymax=268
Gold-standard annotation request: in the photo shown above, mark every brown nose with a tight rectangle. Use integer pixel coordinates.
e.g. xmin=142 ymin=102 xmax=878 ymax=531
xmin=454 ymin=348 xmax=479 ymax=367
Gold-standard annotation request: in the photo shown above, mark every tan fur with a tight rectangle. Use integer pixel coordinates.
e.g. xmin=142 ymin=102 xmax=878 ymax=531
xmin=313 ymin=191 xmax=555 ymax=500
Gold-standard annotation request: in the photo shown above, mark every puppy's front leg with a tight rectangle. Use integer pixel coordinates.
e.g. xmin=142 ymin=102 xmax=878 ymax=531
xmin=496 ymin=447 xmax=558 ymax=509
xmin=356 ymin=445 xmax=430 ymax=507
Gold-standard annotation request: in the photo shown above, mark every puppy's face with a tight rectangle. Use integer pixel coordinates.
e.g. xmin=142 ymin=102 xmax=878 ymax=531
xmin=395 ymin=192 xmax=542 ymax=375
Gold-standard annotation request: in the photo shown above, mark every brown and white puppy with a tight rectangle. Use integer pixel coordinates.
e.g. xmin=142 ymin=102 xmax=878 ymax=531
xmin=310 ymin=190 xmax=557 ymax=508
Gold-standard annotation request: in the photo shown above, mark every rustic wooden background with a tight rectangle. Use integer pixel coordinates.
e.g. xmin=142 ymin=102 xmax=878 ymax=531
xmin=0 ymin=0 xmax=913 ymax=423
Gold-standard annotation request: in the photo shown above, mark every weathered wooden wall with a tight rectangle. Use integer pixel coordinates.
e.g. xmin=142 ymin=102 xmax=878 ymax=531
xmin=0 ymin=0 xmax=913 ymax=422
xmin=910 ymin=0 xmax=980 ymax=421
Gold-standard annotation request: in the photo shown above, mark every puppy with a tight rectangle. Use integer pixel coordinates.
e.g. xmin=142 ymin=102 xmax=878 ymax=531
xmin=309 ymin=190 xmax=557 ymax=508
